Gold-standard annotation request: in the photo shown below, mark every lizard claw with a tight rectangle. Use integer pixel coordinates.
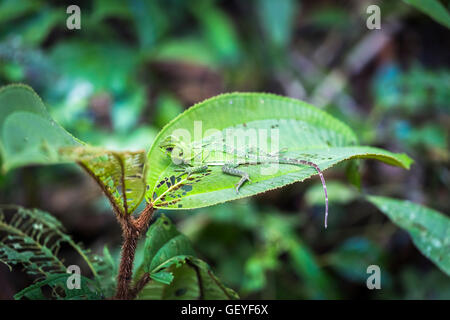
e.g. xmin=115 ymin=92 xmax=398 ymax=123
xmin=234 ymin=182 xmax=241 ymax=194
xmin=234 ymin=175 xmax=251 ymax=194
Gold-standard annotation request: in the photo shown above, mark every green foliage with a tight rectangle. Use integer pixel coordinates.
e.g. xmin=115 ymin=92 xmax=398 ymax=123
xmin=0 ymin=84 xmax=81 ymax=172
xmin=134 ymin=214 xmax=238 ymax=299
xmin=192 ymin=0 xmax=241 ymax=65
xmin=0 ymin=85 xmax=146 ymax=215
xmin=14 ymin=273 xmax=101 ymax=300
xmin=6 ymin=9 xmax=64 ymax=46
xmin=396 ymin=268 xmax=450 ymax=299
xmin=325 ymin=237 xmax=386 ymax=284
xmin=146 ymin=93 xmax=412 ymax=210
xmin=94 ymin=246 xmax=118 ymax=298
xmin=179 ymin=201 xmax=339 ymax=299
xmin=0 ymin=205 xmax=115 ymax=299
xmin=306 ymin=6 xmax=351 ymax=30
xmin=305 ymin=181 xmax=357 ymax=206
xmin=0 ymin=206 xmax=90 ymax=277
xmin=373 ymin=64 xmax=450 ymax=114
xmin=136 ymin=257 xmax=239 ymax=300
xmin=404 ymin=0 xmax=450 ymax=28
xmin=256 ymin=0 xmax=297 ymax=52
xmin=151 ymin=37 xmax=219 ymax=68
xmin=371 ymin=63 xmax=449 ymax=164
xmin=0 ymin=86 xmax=412 ymax=219
xmin=345 ymin=160 xmax=361 ymax=190
xmin=154 ymin=93 xmax=185 ymax=128
xmin=61 ymin=146 xmax=146 ymax=216
xmin=247 ymin=213 xmax=338 ymax=299
xmin=129 ymin=0 xmax=169 ymax=49
xmin=0 ymin=0 xmax=41 ymax=25
xmin=1 ymin=0 xmax=448 ymax=301
xmin=0 ymin=206 xmax=65 ymax=277
xmin=49 ymin=41 xmax=139 ymax=94
xmin=368 ymin=196 xmax=450 ymax=276
xmin=90 ymin=0 xmax=132 ymax=22
xmin=0 ymin=205 xmax=236 ymax=300
xmin=134 ymin=214 xmax=196 ymax=284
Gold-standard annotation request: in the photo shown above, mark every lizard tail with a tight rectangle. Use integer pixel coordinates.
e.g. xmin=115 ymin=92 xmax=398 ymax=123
xmin=317 ymin=166 xmax=328 ymax=229
xmin=281 ymin=158 xmax=328 ymax=228
xmin=303 ymin=161 xmax=328 ymax=229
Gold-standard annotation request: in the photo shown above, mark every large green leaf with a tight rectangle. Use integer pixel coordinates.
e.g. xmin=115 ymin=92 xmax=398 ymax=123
xmin=367 ymin=196 xmax=450 ymax=276
xmin=0 ymin=85 xmax=146 ymax=215
xmin=60 ymin=146 xmax=146 ymax=215
xmin=145 ymin=93 xmax=413 ymax=211
xmin=134 ymin=214 xmax=196 ymax=284
xmin=404 ymin=0 xmax=450 ymax=29
xmin=134 ymin=215 xmax=238 ymax=299
xmin=0 ymin=84 xmax=81 ymax=172
xmin=136 ymin=257 xmax=239 ymax=300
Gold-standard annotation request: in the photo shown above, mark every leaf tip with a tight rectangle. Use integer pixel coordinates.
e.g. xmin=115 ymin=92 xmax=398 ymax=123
xmin=399 ymin=153 xmax=414 ymax=170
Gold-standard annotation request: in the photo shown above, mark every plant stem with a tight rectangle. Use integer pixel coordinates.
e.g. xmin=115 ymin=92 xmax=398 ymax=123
xmin=114 ymin=204 xmax=154 ymax=300
xmin=129 ymin=272 xmax=151 ymax=299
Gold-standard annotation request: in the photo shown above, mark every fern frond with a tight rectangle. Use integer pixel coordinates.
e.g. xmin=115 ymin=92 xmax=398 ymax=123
xmin=0 ymin=205 xmax=120 ymax=299
xmin=14 ymin=273 xmax=102 ymax=300
xmin=0 ymin=205 xmax=99 ymax=279
xmin=0 ymin=206 xmax=68 ymax=278
xmin=90 ymin=246 xmax=118 ymax=298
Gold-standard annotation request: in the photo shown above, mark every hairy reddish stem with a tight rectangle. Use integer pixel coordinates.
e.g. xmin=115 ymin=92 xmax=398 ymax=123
xmin=114 ymin=204 xmax=154 ymax=300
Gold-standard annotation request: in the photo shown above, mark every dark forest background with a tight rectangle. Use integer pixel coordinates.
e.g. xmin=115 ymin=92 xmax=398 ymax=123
xmin=0 ymin=0 xmax=449 ymax=299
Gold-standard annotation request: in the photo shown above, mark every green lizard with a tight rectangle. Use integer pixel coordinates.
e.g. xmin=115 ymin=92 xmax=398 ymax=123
xmin=158 ymin=135 xmax=329 ymax=228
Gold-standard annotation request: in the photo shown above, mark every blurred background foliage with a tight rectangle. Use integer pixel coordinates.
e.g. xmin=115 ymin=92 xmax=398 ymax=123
xmin=0 ymin=0 xmax=449 ymax=299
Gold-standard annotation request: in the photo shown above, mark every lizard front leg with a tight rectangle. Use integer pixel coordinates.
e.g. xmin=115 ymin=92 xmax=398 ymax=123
xmin=175 ymin=165 xmax=209 ymax=179
xmin=222 ymin=163 xmax=251 ymax=194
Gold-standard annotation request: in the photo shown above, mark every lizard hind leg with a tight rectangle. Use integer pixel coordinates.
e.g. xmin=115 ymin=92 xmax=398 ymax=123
xmin=222 ymin=164 xmax=251 ymax=194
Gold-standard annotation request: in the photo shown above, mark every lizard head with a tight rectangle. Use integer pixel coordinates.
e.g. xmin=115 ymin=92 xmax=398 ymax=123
xmin=159 ymin=135 xmax=188 ymax=164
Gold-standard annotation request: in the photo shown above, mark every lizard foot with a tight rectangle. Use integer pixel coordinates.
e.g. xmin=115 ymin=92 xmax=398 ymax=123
xmin=235 ymin=174 xmax=251 ymax=194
